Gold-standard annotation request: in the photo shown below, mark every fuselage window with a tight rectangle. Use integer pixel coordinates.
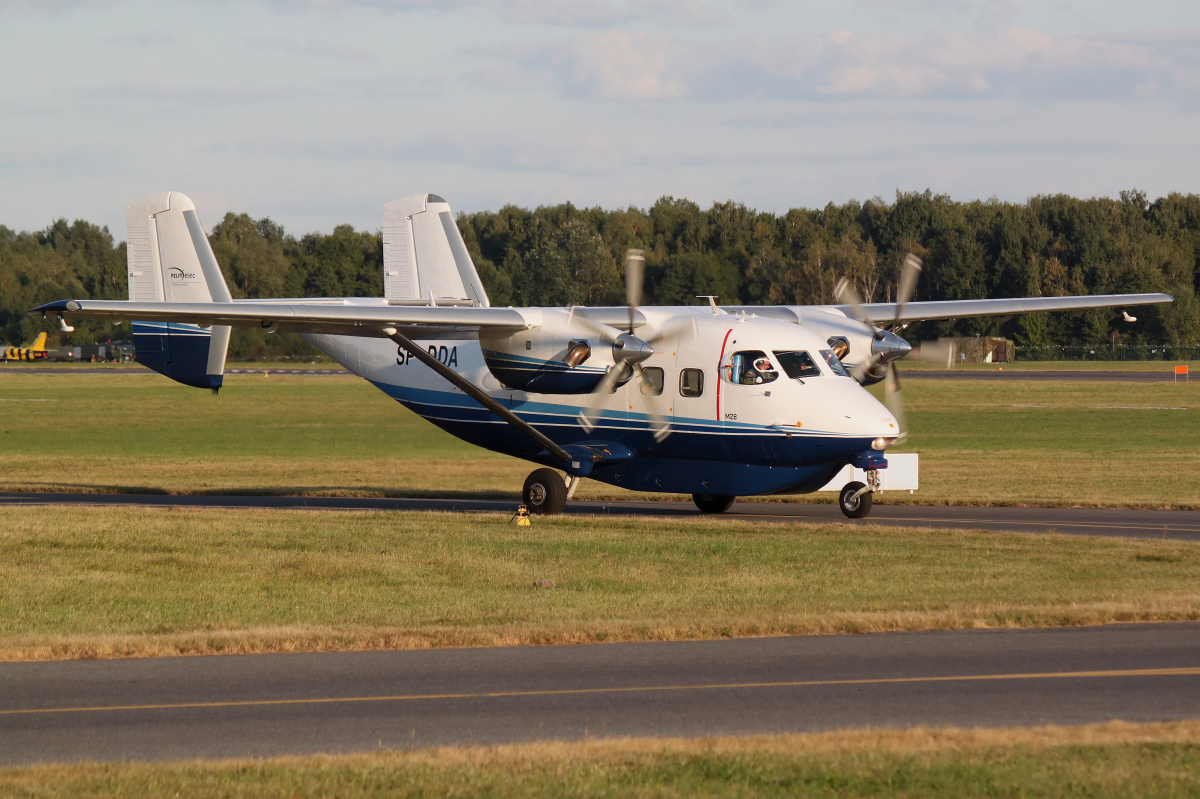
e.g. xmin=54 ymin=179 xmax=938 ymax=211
xmin=819 ymin=349 xmax=850 ymax=377
xmin=640 ymin=366 xmax=664 ymax=395
xmin=726 ymin=350 xmax=778 ymax=385
xmin=773 ymin=350 xmax=822 ymax=379
xmin=679 ymin=368 xmax=704 ymax=397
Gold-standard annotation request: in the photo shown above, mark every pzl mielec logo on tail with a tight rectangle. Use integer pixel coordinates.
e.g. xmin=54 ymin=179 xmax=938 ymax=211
xmin=168 ymin=267 xmax=198 ymax=281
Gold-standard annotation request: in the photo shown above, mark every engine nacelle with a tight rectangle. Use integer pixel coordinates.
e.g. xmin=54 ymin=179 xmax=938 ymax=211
xmin=793 ymin=307 xmax=909 ymax=386
xmin=480 ymin=309 xmax=614 ymax=394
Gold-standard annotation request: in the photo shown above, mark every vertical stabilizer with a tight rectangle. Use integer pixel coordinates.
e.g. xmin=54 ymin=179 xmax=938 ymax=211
xmin=382 ymin=194 xmax=489 ymax=307
xmin=29 ymin=332 xmax=47 ymax=351
xmin=126 ymin=192 xmax=232 ymax=390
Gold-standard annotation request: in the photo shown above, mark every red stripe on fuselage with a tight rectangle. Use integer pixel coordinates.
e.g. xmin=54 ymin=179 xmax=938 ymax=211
xmin=716 ymin=327 xmax=733 ymax=421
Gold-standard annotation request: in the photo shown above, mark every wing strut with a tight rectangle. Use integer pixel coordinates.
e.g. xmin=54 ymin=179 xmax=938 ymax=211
xmin=385 ymin=329 xmax=570 ymax=463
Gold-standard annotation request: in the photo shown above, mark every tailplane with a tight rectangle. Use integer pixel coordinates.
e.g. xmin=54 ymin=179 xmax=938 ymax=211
xmin=126 ymin=192 xmax=232 ymax=391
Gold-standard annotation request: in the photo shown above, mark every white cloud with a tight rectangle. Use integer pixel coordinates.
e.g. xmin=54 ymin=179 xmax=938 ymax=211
xmin=489 ymin=23 xmax=1198 ymax=103
xmin=566 ymin=31 xmax=691 ymax=100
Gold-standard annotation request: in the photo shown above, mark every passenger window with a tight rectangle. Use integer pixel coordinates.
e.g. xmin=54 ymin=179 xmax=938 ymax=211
xmin=679 ymin=368 xmax=704 ymax=397
xmin=640 ymin=366 xmax=664 ymax=396
xmin=727 ymin=350 xmax=778 ymax=385
xmin=773 ymin=350 xmax=822 ymax=379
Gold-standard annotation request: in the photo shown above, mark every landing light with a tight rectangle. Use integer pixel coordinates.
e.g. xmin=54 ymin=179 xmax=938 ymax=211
xmin=871 ymin=437 xmax=896 ymax=451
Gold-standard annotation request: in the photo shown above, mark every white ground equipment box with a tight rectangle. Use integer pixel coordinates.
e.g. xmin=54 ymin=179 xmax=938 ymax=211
xmin=817 ymin=453 xmax=918 ymax=493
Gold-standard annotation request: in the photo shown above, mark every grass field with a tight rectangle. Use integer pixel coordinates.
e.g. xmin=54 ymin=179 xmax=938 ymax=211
xmin=906 ymin=359 xmax=1200 ymax=371
xmin=0 ymin=372 xmax=1196 ymax=507
xmin=2 ymin=505 xmax=1197 ymax=660
xmin=3 ymin=722 xmax=1198 ymax=797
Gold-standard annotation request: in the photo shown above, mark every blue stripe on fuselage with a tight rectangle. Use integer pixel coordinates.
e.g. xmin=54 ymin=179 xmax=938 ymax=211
xmin=369 ymin=379 xmax=875 ymax=493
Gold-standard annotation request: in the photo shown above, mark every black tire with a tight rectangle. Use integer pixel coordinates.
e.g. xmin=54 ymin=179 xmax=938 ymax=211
xmin=838 ymin=481 xmax=873 ymax=519
xmin=523 ymin=468 xmax=568 ymax=515
xmin=692 ymin=493 xmax=736 ymax=514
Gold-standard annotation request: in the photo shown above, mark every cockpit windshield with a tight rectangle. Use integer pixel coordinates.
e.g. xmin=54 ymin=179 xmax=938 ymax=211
xmin=772 ymin=350 xmax=822 ymax=379
xmin=819 ymin=349 xmax=850 ymax=377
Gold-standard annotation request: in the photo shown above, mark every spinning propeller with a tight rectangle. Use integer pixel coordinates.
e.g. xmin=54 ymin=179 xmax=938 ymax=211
xmin=575 ymin=250 xmax=672 ymax=441
xmin=834 ymin=253 xmax=922 ymax=441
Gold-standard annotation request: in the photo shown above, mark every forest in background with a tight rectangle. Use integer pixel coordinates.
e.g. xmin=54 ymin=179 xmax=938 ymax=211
xmin=2 ymin=190 xmax=1198 ymax=360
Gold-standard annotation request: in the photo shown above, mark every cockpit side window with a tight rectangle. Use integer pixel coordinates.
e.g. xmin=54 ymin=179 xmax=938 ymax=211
xmin=726 ymin=350 xmax=778 ymax=385
xmin=819 ymin=349 xmax=850 ymax=377
xmin=773 ymin=350 xmax=822 ymax=379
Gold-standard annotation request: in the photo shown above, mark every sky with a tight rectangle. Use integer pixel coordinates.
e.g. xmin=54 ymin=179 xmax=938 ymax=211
xmin=2 ymin=0 xmax=1199 ymax=238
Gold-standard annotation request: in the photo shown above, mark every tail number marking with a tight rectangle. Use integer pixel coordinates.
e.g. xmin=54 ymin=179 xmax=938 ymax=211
xmin=398 ymin=345 xmax=458 ymax=368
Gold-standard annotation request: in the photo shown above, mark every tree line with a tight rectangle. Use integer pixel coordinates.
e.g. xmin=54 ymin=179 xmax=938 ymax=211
xmin=2 ymin=190 xmax=1197 ymax=360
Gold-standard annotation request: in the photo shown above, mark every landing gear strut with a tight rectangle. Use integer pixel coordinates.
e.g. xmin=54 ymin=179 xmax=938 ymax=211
xmin=523 ymin=468 xmax=568 ymax=515
xmin=838 ymin=469 xmax=880 ymax=519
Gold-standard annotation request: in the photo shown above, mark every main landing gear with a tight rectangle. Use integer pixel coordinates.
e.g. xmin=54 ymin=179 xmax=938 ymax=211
xmin=838 ymin=469 xmax=880 ymax=519
xmin=523 ymin=468 xmax=568 ymax=515
xmin=692 ymin=493 xmax=736 ymax=514
xmin=522 ymin=468 xmax=581 ymax=515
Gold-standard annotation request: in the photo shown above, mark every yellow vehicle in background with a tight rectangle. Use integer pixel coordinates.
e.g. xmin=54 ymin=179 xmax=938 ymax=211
xmin=2 ymin=332 xmax=50 ymax=361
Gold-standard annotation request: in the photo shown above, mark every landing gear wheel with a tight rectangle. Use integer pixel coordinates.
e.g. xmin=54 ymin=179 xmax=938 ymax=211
xmin=838 ymin=481 xmax=873 ymax=519
xmin=692 ymin=493 xmax=736 ymax=514
xmin=523 ymin=468 xmax=568 ymax=515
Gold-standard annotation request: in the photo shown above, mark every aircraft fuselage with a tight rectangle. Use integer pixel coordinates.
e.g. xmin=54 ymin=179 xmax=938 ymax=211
xmin=304 ymin=310 xmax=898 ymax=497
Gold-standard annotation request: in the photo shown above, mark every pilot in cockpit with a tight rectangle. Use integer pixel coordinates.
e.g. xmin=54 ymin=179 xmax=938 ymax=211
xmin=730 ymin=351 xmax=779 ymax=385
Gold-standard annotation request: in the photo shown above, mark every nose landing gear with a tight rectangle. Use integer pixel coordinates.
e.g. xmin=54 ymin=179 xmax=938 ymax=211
xmin=838 ymin=468 xmax=880 ymax=519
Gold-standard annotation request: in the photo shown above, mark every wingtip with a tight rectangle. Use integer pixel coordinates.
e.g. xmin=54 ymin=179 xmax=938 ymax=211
xmin=28 ymin=300 xmax=75 ymax=315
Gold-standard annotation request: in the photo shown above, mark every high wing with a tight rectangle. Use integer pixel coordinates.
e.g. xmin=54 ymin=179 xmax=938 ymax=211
xmin=839 ymin=294 xmax=1173 ymax=324
xmin=30 ymin=298 xmax=533 ymax=338
xmin=33 ymin=292 xmax=1173 ymax=334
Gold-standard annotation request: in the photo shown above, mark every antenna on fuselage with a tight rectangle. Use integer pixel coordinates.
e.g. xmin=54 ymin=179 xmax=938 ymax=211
xmin=695 ymin=296 xmax=724 ymax=316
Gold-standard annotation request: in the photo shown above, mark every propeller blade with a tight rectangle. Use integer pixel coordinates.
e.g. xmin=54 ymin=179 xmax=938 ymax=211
xmin=625 ymin=249 xmax=644 ymax=333
xmin=567 ymin=308 xmax=624 ymax=344
xmin=577 ymin=361 xmax=631 ymax=433
xmin=834 ymin=276 xmax=869 ymax=324
xmin=633 ymin=362 xmax=672 ymax=441
xmin=892 ymin=253 xmax=923 ymax=329
xmin=884 ymin=361 xmax=907 ymax=442
xmin=897 ymin=253 xmax=922 ymax=307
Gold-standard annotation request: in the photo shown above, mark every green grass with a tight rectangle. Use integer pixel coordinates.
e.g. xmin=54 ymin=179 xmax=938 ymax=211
xmin=3 ymin=723 xmax=1199 ymax=797
xmin=2 ymin=505 xmax=1198 ymax=660
xmin=887 ymin=377 xmax=1200 ymax=508
xmin=1 ymin=372 xmax=1197 ymax=507
xmin=904 ymin=359 xmax=1200 ymax=371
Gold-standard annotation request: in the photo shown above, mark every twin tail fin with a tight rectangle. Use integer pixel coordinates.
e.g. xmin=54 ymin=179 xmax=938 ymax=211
xmin=126 ymin=192 xmax=232 ymax=391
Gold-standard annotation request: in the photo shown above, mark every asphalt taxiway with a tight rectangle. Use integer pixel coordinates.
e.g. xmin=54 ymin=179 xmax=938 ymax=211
xmin=2 ymin=623 xmax=1198 ymax=764
xmin=2 ymin=491 xmax=1197 ymax=541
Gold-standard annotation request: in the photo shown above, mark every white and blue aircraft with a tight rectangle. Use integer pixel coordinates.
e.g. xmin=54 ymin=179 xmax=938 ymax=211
xmin=34 ymin=192 xmax=1173 ymax=518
